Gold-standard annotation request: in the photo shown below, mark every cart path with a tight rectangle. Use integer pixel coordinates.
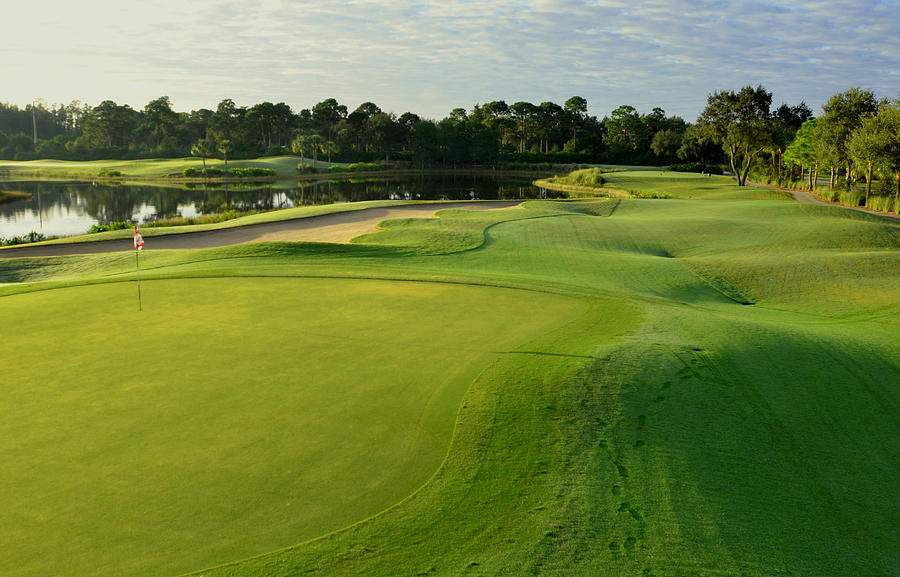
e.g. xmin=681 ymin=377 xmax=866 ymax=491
xmin=0 ymin=201 xmax=521 ymax=259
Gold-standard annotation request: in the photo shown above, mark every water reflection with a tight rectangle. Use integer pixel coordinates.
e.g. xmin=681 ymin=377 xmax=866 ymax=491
xmin=0 ymin=175 xmax=556 ymax=239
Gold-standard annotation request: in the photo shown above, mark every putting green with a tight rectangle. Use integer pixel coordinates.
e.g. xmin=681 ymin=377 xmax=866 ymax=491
xmin=0 ymin=277 xmax=585 ymax=577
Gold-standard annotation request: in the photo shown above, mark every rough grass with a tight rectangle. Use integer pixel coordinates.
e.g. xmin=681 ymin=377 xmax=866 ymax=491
xmin=1 ymin=171 xmax=897 ymax=577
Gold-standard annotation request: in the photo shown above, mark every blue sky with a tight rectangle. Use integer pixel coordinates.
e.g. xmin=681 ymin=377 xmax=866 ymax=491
xmin=3 ymin=0 xmax=898 ymax=121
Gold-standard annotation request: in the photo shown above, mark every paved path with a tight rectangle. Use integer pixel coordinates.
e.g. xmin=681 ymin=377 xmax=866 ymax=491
xmin=0 ymin=201 xmax=521 ymax=259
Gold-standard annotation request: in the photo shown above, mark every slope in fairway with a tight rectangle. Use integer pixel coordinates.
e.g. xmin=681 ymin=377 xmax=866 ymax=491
xmin=190 ymin=189 xmax=898 ymax=576
xmin=0 ymin=277 xmax=585 ymax=577
xmin=2 ymin=175 xmax=898 ymax=577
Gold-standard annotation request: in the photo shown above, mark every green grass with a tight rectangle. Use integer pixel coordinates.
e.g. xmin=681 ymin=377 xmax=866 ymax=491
xmin=0 ymin=170 xmax=897 ymax=577
xmin=0 ymin=277 xmax=583 ymax=577
xmin=0 ymin=155 xmax=334 ymax=179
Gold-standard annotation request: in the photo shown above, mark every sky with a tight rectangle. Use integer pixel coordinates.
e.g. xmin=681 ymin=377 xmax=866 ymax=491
xmin=2 ymin=0 xmax=898 ymax=121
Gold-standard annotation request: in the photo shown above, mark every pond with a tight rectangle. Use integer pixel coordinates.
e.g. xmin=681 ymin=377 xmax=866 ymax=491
xmin=0 ymin=174 xmax=555 ymax=239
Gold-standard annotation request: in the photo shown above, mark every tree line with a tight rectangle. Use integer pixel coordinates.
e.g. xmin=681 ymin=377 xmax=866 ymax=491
xmin=1 ymin=89 xmax=897 ymax=211
xmin=0 ymin=96 xmax=689 ymax=166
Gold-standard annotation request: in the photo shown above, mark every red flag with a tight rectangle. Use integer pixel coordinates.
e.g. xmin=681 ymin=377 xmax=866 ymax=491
xmin=134 ymin=227 xmax=144 ymax=251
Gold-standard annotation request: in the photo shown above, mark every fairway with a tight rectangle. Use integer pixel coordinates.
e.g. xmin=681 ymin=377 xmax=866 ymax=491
xmin=1 ymin=170 xmax=898 ymax=577
xmin=0 ymin=277 xmax=584 ymax=577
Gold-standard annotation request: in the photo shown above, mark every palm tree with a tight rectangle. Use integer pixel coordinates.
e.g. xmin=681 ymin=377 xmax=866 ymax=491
xmin=217 ymin=139 xmax=233 ymax=173
xmin=307 ymin=134 xmax=325 ymax=167
xmin=324 ymin=140 xmax=337 ymax=164
xmin=191 ymin=138 xmax=213 ymax=174
xmin=291 ymin=134 xmax=309 ymax=169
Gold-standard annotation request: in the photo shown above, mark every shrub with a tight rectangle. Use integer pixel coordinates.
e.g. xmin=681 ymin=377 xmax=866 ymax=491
xmin=630 ymin=190 xmax=671 ymax=199
xmin=866 ymin=196 xmax=898 ymax=213
xmin=144 ymin=209 xmax=259 ymax=228
xmin=202 ymin=167 xmax=224 ymax=177
xmin=1 ymin=231 xmax=45 ymax=246
xmin=326 ymin=162 xmax=381 ymax=173
xmin=97 ymin=169 xmax=123 ymax=177
xmin=550 ymin=167 xmax=608 ymax=188
xmin=229 ymin=167 xmax=276 ymax=177
xmin=182 ymin=167 xmax=198 ymax=177
xmin=88 ymin=221 xmax=131 ymax=234
xmin=838 ymin=188 xmax=865 ymax=207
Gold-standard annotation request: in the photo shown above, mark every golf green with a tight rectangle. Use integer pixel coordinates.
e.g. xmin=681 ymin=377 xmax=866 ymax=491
xmin=0 ymin=277 xmax=585 ymax=577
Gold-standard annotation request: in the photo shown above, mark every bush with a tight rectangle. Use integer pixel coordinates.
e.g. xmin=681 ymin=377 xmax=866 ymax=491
xmin=97 ymin=169 xmax=123 ymax=177
xmin=88 ymin=221 xmax=131 ymax=234
xmin=549 ymin=167 xmax=609 ymax=188
xmin=630 ymin=190 xmax=671 ymax=199
xmin=182 ymin=167 xmax=198 ymax=177
xmin=838 ymin=188 xmax=866 ymax=207
xmin=326 ymin=162 xmax=381 ymax=173
xmin=145 ymin=209 xmax=259 ymax=228
xmin=1 ymin=231 xmax=45 ymax=246
xmin=229 ymin=167 xmax=276 ymax=177
xmin=201 ymin=167 xmax=224 ymax=177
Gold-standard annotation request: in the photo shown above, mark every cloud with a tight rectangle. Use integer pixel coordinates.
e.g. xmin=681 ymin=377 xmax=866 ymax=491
xmin=1 ymin=0 xmax=897 ymax=120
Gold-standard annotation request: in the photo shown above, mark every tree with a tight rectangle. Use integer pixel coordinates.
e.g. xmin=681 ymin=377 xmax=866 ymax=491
xmin=875 ymin=100 xmax=900 ymax=207
xmin=397 ymin=112 xmax=420 ymax=151
xmin=848 ymin=100 xmax=900 ymax=207
xmin=564 ymin=96 xmax=588 ymax=151
xmin=410 ymin=120 xmax=439 ymax=168
xmin=190 ymin=138 xmax=214 ymax=173
xmin=537 ymin=101 xmax=564 ymax=153
xmin=312 ymin=98 xmax=347 ymax=142
xmin=348 ymin=102 xmax=381 ymax=151
xmin=209 ymin=99 xmax=241 ymax=143
xmin=291 ymin=134 xmax=309 ymax=167
xmin=79 ymin=100 xmax=141 ymax=154
xmin=603 ymin=105 xmax=645 ymax=162
xmin=369 ymin=112 xmax=403 ymax=162
xmin=816 ymin=87 xmax=879 ymax=186
xmin=217 ymin=139 xmax=233 ymax=172
xmin=307 ymin=134 xmax=324 ymax=166
xmin=140 ymin=96 xmax=180 ymax=153
xmin=323 ymin=140 xmax=337 ymax=163
xmin=784 ymin=119 xmax=818 ymax=188
xmin=696 ymin=85 xmax=775 ymax=186
xmin=510 ymin=102 xmax=537 ymax=153
xmin=651 ymin=129 xmax=682 ymax=164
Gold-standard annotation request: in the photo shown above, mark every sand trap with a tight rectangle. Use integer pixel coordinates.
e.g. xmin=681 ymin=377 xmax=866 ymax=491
xmin=247 ymin=204 xmax=507 ymax=243
xmin=0 ymin=201 xmax=522 ymax=258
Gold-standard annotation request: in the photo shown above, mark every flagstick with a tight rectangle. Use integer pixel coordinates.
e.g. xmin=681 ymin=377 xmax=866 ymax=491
xmin=136 ymin=249 xmax=142 ymax=312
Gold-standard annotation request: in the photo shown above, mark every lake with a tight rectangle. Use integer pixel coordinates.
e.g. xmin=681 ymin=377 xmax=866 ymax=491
xmin=0 ymin=174 xmax=554 ymax=239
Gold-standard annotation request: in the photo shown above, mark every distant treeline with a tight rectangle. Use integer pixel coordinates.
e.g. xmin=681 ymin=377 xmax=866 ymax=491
xmin=0 ymin=96 xmax=694 ymax=166
xmin=1 ymin=89 xmax=897 ymax=212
